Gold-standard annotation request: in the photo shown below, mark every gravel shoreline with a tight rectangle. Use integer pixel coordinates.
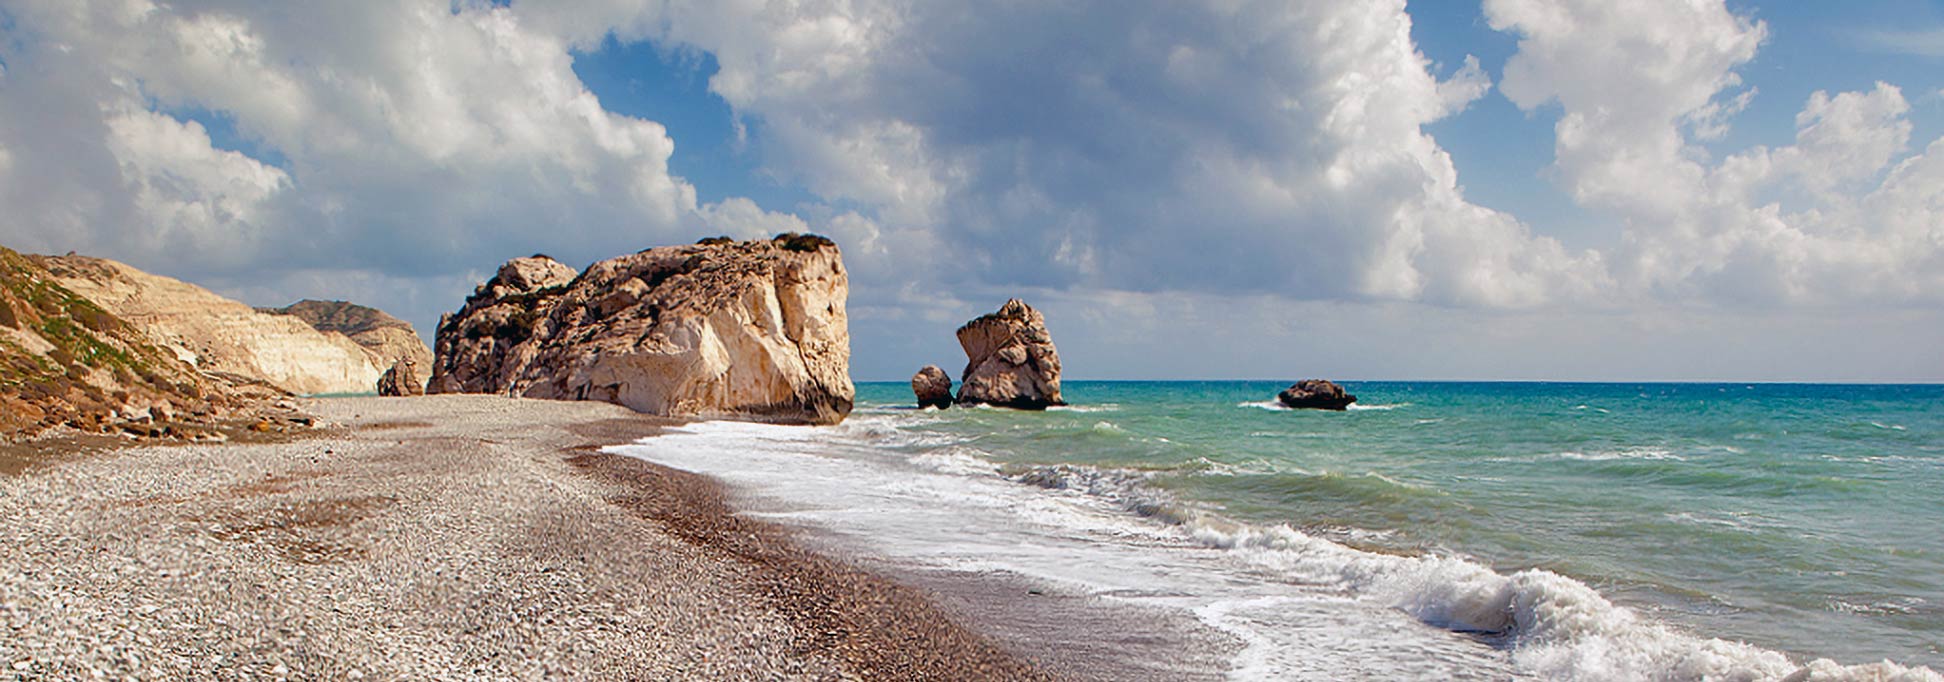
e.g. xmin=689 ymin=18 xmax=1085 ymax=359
xmin=1 ymin=395 xmax=1059 ymax=680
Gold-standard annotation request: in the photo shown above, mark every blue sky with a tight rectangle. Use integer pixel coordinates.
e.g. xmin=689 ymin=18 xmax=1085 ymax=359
xmin=1 ymin=0 xmax=1941 ymax=381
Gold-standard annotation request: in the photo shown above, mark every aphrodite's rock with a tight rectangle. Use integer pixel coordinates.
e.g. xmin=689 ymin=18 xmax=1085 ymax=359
xmin=376 ymin=359 xmax=425 ymax=397
xmin=1276 ymin=379 xmax=1356 ymax=410
xmin=911 ymin=365 xmax=953 ymax=409
xmin=428 ymin=235 xmax=855 ymax=425
xmin=261 ymin=300 xmax=434 ymax=377
xmin=955 ymin=299 xmax=1064 ymax=410
xmin=33 ymin=255 xmax=398 ymax=395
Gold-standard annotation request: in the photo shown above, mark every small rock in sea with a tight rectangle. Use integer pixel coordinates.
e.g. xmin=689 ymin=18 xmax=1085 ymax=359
xmin=911 ymin=365 xmax=953 ymax=409
xmin=1276 ymin=379 xmax=1356 ymax=410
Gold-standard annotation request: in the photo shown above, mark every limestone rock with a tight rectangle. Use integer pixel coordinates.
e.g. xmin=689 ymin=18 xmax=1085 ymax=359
xmin=376 ymin=359 xmax=425 ymax=397
xmin=261 ymin=300 xmax=434 ymax=376
xmin=33 ymin=255 xmax=393 ymax=395
xmin=955 ymin=299 xmax=1064 ymax=410
xmin=428 ymin=235 xmax=855 ymax=425
xmin=1276 ymin=379 xmax=1356 ymax=410
xmin=911 ymin=365 xmax=953 ymax=409
xmin=1 ymin=246 xmax=228 ymax=439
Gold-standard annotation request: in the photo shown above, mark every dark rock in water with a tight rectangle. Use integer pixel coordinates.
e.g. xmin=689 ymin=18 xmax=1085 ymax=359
xmin=911 ymin=365 xmax=953 ymax=409
xmin=1276 ymin=379 xmax=1355 ymax=410
xmin=377 ymin=358 xmax=424 ymax=397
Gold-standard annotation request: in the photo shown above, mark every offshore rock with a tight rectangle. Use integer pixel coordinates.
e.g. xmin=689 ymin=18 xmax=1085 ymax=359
xmin=955 ymin=299 xmax=1064 ymax=410
xmin=376 ymin=359 xmax=424 ymax=397
xmin=1276 ymin=379 xmax=1356 ymax=411
xmin=911 ymin=365 xmax=953 ymax=409
xmin=428 ymin=235 xmax=855 ymax=425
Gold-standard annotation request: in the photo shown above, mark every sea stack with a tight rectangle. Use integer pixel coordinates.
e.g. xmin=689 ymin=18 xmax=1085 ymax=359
xmin=1276 ymin=379 xmax=1355 ymax=410
xmin=911 ymin=365 xmax=953 ymax=409
xmin=955 ymin=299 xmax=1064 ymax=409
xmin=427 ymin=235 xmax=855 ymax=425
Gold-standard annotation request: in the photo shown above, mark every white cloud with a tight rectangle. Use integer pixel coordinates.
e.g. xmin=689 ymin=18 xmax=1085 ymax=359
xmin=1488 ymin=0 xmax=1944 ymax=305
xmin=526 ymin=0 xmax=1605 ymax=308
xmin=1 ymin=0 xmax=1939 ymax=381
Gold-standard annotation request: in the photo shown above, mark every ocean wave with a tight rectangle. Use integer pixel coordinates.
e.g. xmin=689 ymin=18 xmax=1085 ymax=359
xmin=619 ymin=418 xmax=1942 ymax=682
xmin=1237 ymin=400 xmax=1289 ymax=411
xmin=996 ymin=459 xmax=1937 ymax=681
xmin=1347 ymin=402 xmax=1411 ymax=411
xmin=1048 ymin=403 xmax=1121 ymax=413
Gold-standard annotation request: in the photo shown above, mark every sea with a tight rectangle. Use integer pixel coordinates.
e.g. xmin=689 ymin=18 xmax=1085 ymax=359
xmin=610 ymin=381 xmax=1944 ymax=680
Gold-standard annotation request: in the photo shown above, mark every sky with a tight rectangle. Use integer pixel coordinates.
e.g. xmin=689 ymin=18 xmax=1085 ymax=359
xmin=0 ymin=0 xmax=1940 ymax=382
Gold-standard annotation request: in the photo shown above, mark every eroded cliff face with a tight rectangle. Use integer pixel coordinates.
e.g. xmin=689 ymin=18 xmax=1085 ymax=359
xmin=2 ymin=247 xmax=221 ymax=437
xmin=261 ymin=300 xmax=434 ymax=377
xmin=33 ymin=256 xmax=389 ymax=395
xmin=428 ymin=236 xmax=855 ymax=425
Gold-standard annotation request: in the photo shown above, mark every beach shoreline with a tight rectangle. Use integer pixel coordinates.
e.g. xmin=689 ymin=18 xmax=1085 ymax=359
xmin=1 ymin=395 xmax=1183 ymax=680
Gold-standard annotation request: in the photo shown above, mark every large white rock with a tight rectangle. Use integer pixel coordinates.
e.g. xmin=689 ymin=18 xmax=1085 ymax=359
xmin=428 ymin=235 xmax=855 ymax=425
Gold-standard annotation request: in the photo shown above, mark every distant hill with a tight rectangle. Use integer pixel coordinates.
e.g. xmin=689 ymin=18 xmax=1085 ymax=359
xmin=259 ymin=300 xmax=433 ymax=373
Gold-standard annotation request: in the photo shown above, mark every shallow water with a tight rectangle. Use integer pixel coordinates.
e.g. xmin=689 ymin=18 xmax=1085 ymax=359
xmin=613 ymin=381 xmax=1943 ymax=679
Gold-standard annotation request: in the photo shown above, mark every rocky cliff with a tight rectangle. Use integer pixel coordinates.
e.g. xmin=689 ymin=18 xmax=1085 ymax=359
xmin=2 ymin=246 xmax=224 ymax=438
xmin=955 ymin=299 xmax=1064 ymax=409
xmin=32 ymin=255 xmax=392 ymax=395
xmin=428 ymin=235 xmax=855 ymax=425
xmin=260 ymin=300 xmax=434 ymax=375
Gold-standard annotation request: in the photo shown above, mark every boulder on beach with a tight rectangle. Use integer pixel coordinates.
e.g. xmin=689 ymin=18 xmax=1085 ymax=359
xmin=1276 ymin=379 xmax=1356 ymax=410
xmin=427 ymin=235 xmax=855 ymax=425
xmin=955 ymin=299 xmax=1064 ymax=410
xmin=911 ymin=365 xmax=953 ymax=409
xmin=377 ymin=358 xmax=425 ymax=397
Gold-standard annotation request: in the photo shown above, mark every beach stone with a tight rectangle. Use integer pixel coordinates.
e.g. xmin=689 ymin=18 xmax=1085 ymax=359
xmin=955 ymin=299 xmax=1065 ymax=410
xmin=428 ymin=235 xmax=855 ymax=425
xmin=911 ymin=366 xmax=953 ymax=409
xmin=1276 ymin=379 xmax=1356 ymax=410
xmin=376 ymin=359 xmax=424 ymax=397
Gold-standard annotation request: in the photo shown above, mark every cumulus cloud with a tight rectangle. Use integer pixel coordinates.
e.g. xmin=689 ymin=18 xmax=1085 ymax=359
xmin=526 ymin=0 xmax=1605 ymax=308
xmin=1 ymin=0 xmax=1939 ymax=381
xmin=0 ymin=0 xmax=814 ymax=283
xmin=1489 ymin=0 xmax=1944 ymax=305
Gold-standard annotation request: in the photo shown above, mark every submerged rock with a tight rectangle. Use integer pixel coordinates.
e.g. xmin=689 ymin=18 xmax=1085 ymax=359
xmin=911 ymin=365 xmax=953 ymax=409
xmin=1276 ymin=379 xmax=1356 ymax=410
xmin=376 ymin=359 xmax=424 ymax=397
xmin=428 ymin=235 xmax=855 ymax=425
xmin=955 ymin=299 xmax=1064 ymax=410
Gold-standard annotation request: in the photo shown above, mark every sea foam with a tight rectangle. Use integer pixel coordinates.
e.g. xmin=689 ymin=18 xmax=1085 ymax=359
xmin=610 ymin=417 xmax=1942 ymax=682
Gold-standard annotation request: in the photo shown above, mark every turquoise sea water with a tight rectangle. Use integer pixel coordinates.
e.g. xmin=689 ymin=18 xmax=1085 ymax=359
xmin=617 ymin=381 xmax=1942 ymax=678
xmin=856 ymin=381 xmax=1944 ymax=667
